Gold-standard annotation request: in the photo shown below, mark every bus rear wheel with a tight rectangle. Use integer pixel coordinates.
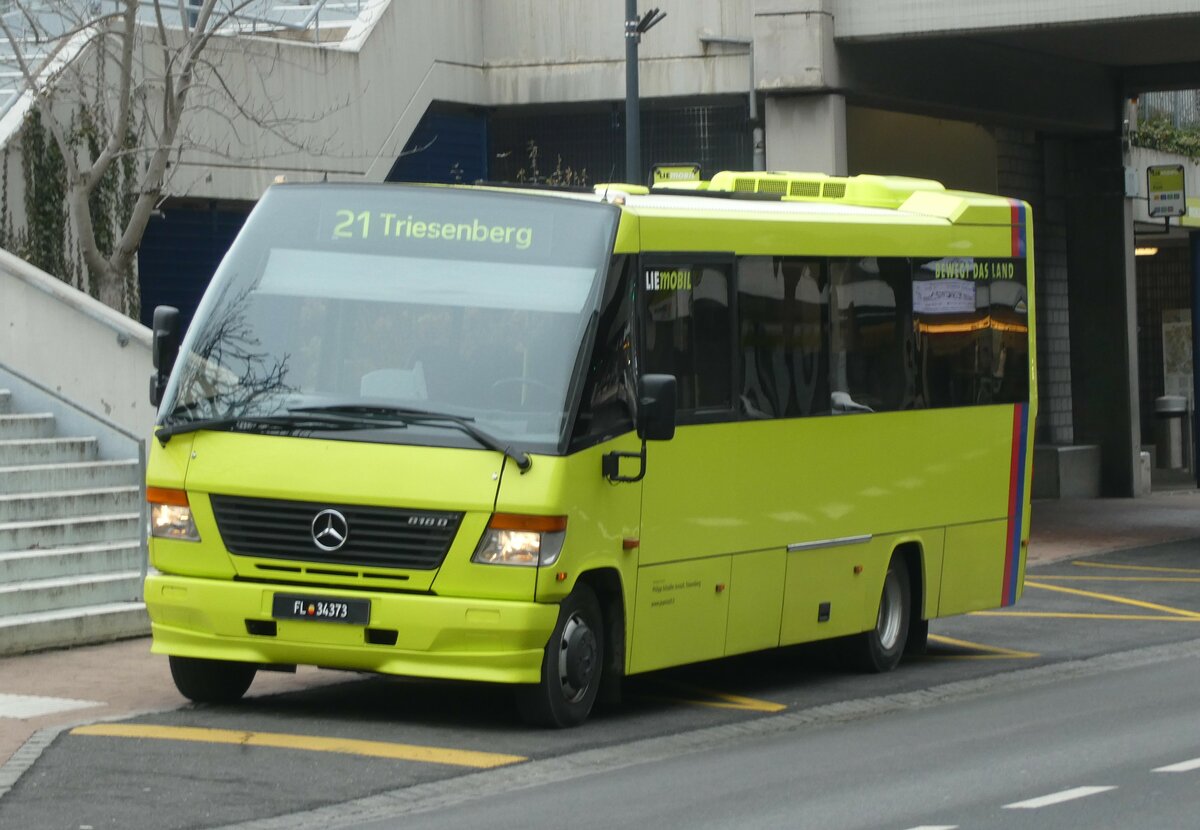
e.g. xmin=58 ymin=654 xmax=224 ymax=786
xmin=516 ymin=584 xmax=604 ymax=728
xmin=852 ymin=557 xmax=911 ymax=673
xmin=169 ymin=655 xmax=257 ymax=704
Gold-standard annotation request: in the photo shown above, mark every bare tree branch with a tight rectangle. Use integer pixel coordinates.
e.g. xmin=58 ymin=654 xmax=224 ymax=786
xmin=2 ymin=0 xmax=367 ymax=312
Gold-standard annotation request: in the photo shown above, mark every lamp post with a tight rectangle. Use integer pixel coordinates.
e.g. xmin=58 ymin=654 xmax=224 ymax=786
xmin=625 ymin=3 xmax=666 ymax=184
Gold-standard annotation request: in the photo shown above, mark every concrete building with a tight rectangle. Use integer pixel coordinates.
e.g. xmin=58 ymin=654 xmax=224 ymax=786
xmin=9 ymin=0 xmax=1200 ymax=499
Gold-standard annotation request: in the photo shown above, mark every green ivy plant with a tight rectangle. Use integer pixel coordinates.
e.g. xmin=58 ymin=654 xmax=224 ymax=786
xmin=16 ymin=108 xmax=69 ymax=284
xmin=6 ymin=103 xmax=138 ymax=305
xmin=1131 ymin=117 xmax=1200 ymax=162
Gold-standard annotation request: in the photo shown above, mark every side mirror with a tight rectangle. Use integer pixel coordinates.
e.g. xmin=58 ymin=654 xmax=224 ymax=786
xmin=603 ymin=374 xmax=676 ymax=483
xmin=150 ymin=305 xmax=181 ymax=407
xmin=637 ymin=374 xmax=676 ymax=442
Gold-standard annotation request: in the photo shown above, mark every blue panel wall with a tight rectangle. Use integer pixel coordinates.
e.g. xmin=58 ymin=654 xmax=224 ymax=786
xmin=138 ymin=204 xmax=251 ymax=331
xmin=386 ymin=110 xmax=488 ymax=184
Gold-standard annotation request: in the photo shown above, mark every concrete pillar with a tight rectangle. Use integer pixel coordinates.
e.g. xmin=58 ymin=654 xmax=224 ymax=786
xmin=1191 ymin=232 xmax=1200 ymax=479
xmin=763 ymin=94 xmax=847 ymax=175
xmin=1036 ymin=139 xmax=1075 ymax=446
xmin=1065 ymin=137 xmax=1141 ymax=496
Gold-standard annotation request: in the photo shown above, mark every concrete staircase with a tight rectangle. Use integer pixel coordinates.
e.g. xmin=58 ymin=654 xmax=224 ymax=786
xmin=0 ymin=387 xmax=147 ymax=655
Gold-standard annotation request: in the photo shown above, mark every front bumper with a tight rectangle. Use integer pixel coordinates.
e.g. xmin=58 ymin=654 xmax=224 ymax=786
xmin=145 ymin=574 xmax=558 ymax=684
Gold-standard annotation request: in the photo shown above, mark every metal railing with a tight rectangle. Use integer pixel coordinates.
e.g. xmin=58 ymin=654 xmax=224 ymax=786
xmin=1139 ymin=90 xmax=1200 ymax=129
xmin=0 ymin=0 xmax=376 ymax=118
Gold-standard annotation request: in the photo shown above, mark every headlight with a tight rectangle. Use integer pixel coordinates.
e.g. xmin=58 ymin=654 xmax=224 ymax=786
xmin=147 ymin=487 xmax=200 ymax=542
xmin=472 ymin=514 xmax=566 ymax=567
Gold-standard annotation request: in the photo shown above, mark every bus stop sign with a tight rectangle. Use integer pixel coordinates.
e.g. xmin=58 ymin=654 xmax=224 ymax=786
xmin=1148 ymin=164 xmax=1186 ymax=218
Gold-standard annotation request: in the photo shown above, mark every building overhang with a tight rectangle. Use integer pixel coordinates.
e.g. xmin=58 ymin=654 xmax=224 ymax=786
xmin=812 ymin=3 xmax=1200 ymax=134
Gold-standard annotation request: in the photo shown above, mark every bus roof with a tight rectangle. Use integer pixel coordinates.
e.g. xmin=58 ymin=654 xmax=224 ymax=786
xmin=632 ymin=170 xmax=1021 ymax=227
xmin=461 ymin=170 xmax=1022 ymax=228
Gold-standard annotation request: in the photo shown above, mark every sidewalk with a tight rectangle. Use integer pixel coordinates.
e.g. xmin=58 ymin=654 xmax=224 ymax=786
xmin=1027 ymin=488 xmax=1200 ymax=564
xmin=2 ymin=490 xmax=1199 ymax=771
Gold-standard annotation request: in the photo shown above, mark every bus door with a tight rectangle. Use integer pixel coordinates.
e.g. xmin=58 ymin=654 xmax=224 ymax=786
xmin=630 ymin=255 xmax=765 ymax=673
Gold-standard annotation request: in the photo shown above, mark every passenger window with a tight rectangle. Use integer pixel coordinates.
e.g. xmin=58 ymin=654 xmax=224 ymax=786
xmin=912 ymin=257 xmax=1030 ymax=408
xmin=829 ymin=258 xmax=915 ymax=413
xmin=642 ymin=262 xmax=733 ymax=414
xmin=738 ymin=257 xmax=830 ymax=418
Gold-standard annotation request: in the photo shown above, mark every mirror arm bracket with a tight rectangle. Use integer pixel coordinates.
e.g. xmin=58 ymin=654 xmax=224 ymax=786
xmin=602 ymin=440 xmax=648 ymax=483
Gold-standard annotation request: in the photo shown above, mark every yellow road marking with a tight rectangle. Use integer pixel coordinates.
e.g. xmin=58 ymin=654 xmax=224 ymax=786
xmin=642 ymin=685 xmax=787 ymax=713
xmin=1032 ymin=575 xmax=1200 ymax=584
xmin=70 ymin=724 xmax=526 ymax=768
xmin=1024 ymin=580 xmax=1200 ymax=620
xmin=973 ymin=611 xmax=1200 ymax=622
xmin=692 ymin=689 xmax=787 ymax=713
xmin=1072 ymin=561 xmax=1200 ymax=575
xmin=927 ymin=634 xmax=1038 ymax=659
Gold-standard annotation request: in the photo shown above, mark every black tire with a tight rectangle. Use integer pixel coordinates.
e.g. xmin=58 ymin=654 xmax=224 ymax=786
xmin=169 ymin=655 xmax=257 ymax=704
xmin=516 ymin=584 xmax=604 ymax=728
xmin=852 ymin=557 xmax=911 ymax=673
xmin=905 ymin=616 xmax=930 ymax=656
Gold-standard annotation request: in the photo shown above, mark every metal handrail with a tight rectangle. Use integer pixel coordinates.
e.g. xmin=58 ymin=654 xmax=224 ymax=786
xmin=1140 ymin=90 xmax=1200 ymax=130
xmin=1 ymin=0 xmax=371 ymax=116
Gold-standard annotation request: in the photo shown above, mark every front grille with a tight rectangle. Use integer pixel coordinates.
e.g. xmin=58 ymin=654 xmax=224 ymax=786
xmin=209 ymin=494 xmax=463 ymax=570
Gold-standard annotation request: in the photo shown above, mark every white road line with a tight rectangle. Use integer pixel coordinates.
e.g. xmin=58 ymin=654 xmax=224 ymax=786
xmin=1003 ymin=786 xmax=1116 ymax=810
xmin=904 ymin=825 xmax=958 ymax=830
xmin=1154 ymin=757 xmax=1200 ymax=773
xmin=0 ymin=692 xmax=101 ymax=719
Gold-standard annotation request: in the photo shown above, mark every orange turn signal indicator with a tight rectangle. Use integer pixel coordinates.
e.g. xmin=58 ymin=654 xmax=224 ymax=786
xmin=488 ymin=513 xmax=567 ymax=533
xmin=146 ymin=487 xmax=189 ymax=507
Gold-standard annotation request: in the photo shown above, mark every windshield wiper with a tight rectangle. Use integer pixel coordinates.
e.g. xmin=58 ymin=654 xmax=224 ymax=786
xmin=155 ymin=411 xmax=392 ymax=444
xmin=290 ymin=403 xmax=533 ymax=472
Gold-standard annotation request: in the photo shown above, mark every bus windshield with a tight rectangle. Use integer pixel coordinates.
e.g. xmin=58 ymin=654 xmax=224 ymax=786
xmin=157 ymin=184 xmax=619 ymax=453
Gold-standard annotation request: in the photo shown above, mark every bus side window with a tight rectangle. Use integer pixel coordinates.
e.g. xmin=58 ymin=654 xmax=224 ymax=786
xmin=829 ymin=258 xmax=915 ymax=413
xmin=912 ymin=257 xmax=1030 ymax=408
xmin=572 ymin=256 xmax=636 ymax=447
xmin=737 ymin=256 xmax=830 ymax=419
xmin=642 ymin=263 xmax=733 ymax=417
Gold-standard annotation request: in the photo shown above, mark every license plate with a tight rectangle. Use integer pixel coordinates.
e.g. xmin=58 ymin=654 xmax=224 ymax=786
xmin=272 ymin=594 xmax=370 ymax=625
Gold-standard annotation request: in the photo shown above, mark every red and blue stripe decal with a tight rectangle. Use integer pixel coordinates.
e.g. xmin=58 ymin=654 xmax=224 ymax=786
xmin=1002 ymin=402 xmax=1030 ymax=605
xmin=1007 ymin=199 xmax=1027 ymax=259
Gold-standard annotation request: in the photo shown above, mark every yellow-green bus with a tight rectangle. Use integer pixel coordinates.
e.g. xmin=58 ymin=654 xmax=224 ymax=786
xmin=145 ymin=170 xmax=1036 ymax=727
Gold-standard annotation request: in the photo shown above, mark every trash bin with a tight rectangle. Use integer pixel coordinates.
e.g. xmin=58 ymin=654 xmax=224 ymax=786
xmin=1154 ymin=395 xmax=1188 ymax=469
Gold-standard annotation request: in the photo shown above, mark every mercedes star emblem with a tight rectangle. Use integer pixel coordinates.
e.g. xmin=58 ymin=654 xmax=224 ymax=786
xmin=311 ymin=508 xmax=349 ymax=552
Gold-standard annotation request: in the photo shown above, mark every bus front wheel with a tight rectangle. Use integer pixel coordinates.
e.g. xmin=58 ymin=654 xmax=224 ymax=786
xmin=516 ymin=584 xmax=604 ymax=728
xmin=169 ymin=655 xmax=257 ymax=704
xmin=853 ymin=557 xmax=911 ymax=673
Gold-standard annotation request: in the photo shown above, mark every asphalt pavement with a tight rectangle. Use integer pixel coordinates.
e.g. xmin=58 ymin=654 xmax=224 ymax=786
xmin=1 ymin=488 xmax=1198 ymax=788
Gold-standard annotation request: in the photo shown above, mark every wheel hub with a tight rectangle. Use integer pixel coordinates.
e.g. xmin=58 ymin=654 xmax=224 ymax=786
xmin=559 ymin=615 xmax=597 ymax=701
xmin=877 ymin=570 xmax=903 ymax=650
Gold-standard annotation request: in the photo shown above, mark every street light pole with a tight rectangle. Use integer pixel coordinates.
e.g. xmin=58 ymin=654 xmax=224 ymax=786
xmin=625 ymin=4 xmax=666 ymax=184
xmin=625 ymin=0 xmax=640 ymax=184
